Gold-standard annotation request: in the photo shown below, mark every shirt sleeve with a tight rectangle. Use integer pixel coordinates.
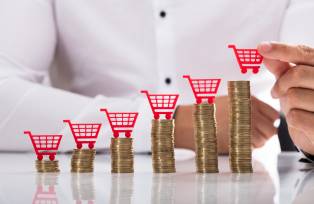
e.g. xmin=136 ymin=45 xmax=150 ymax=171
xmin=0 ymin=0 xmax=152 ymax=152
xmin=279 ymin=0 xmax=314 ymax=161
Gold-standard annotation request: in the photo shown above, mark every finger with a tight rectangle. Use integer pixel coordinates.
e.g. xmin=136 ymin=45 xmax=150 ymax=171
xmin=252 ymin=128 xmax=267 ymax=148
xmin=286 ymin=109 xmax=314 ymax=137
xmin=280 ymin=88 xmax=314 ymax=115
xmin=258 ymin=41 xmax=314 ymax=66
xmin=271 ymin=65 xmax=314 ymax=98
xmin=253 ymin=97 xmax=279 ymax=121
xmin=288 ymin=126 xmax=314 ymax=155
xmin=254 ymin=113 xmax=277 ymax=139
xmin=263 ymin=58 xmax=291 ymax=79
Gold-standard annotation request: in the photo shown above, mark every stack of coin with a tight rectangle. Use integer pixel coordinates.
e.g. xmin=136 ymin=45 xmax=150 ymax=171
xmin=228 ymin=81 xmax=253 ymax=173
xmin=151 ymin=119 xmax=176 ymax=173
xmin=36 ymin=160 xmax=60 ymax=173
xmin=71 ymin=149 xmax=96 ymax=173
xmin=193 ymin=103 xmax=219 ymax=173
xmin=111 ymin=138 xmax=134 ymax=173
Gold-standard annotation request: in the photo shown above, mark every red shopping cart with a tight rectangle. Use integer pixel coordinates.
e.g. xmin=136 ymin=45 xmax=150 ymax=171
xmin=141 ymin=90 xmax=179 ymax=120
xmin=183 ymin=75 xmax=221 ymax=104
xmin=228 ymin=44 xmax=263 ymax=74
xmin=63 ymin=120 xmax=101 ymax=149
xmin=24 ymin=131 xmax=62 ymax=161
xmin=100 ymin=109 xmax=138 ymax=138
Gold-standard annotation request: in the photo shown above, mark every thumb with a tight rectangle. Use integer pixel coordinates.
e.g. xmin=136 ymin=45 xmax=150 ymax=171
xmin=258 ymin=42 xmax=292 ymax=79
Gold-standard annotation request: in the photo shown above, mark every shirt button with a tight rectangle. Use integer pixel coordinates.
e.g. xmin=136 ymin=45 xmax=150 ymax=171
xmin=165 ymin=77 xmax=172 ymax=85
xmin=160 ymin=11 xmax=166 ymax=18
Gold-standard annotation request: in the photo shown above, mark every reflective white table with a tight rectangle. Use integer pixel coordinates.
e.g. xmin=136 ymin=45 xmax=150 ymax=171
xmin=0 ymin=151 xmax=313 ymax=204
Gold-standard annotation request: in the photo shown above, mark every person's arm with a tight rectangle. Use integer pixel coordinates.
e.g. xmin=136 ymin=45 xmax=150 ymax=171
xmin=0 ymin=0 xmax=151 ymax=152
xmin=175 ymin=95 xmax=278 ymax=154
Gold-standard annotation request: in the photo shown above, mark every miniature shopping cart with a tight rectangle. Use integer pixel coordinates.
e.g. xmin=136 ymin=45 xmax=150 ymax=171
xmin=63 ymin=120 xmax=102 ymax=149
xmin=100 ymin=108 xmax=138 ymax=138
xmin=32 ymin=185 xmax=58 ymax=204
xmin=24 ymin=131 xmax=62 ymax=161
xmin=228 ymin=44 xmax=263 ymax=74
xmin=141 ymin=90 xmax=179 ymax=120
xmin=183 ymin=75 xmax=221 ymax=104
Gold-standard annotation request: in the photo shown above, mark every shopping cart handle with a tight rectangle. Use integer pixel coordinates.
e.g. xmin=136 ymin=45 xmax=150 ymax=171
xmin=182 ymin=75 xmax=190 ymax=79
xmin=228 ymin=44 xmax=236 ymax=49
xmin=100 ymin=108 xmax=108 ymax=113
xmin=24 ymin=131 xmax=31 ymax=135
xmin=140 ymin=90 xmax=148 ymax=94
xmin=63 ymin=119 xmax=71 ymax=123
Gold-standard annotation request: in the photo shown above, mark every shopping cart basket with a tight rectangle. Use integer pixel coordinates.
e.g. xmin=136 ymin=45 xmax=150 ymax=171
xmin=228 ymin=44 xmax=263 ymax=74
xmin=63 ymin=120 xmax=101 ymax=149
xmin=24 ymin=131 xmax=62 ymax=161
xmin=141 ymin=90 xmax=179 ymax=120
xmin=100 ymin=108 xmax=138 ymax=138
xmin=183 ymin=75 xmax=221 ymax=104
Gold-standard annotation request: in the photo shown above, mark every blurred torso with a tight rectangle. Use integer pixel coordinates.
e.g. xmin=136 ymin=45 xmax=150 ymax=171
xmin=51 ymin=0 xmax=289 ymax=103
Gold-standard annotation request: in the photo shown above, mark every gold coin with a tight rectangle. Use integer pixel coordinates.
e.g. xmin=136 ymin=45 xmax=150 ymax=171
xmin=228 ymin=81 xmax=253 ymax=173
xmin=151 ymin=119 xmax=176 ymax=173
xmin=71 ymin=148 xmax=96 ymax=173
xmin=111 ymin=138 xmax=134 ymax=173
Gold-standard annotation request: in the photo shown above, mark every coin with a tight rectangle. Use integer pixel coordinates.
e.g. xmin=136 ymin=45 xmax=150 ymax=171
xmin=111 ymin=138 xmax=134 ymax=173
xmin=228 ymin=81 xmax=253 ymax=173
xmin=71 ymin=149 xmax=96 ymax=173
xmin=193 ymin=103 xmax=219 ymax=173
xmin=151 ymin=119 xmax=176 ymax=173
xmin=35 ymin=160 xmax=60 ymax=173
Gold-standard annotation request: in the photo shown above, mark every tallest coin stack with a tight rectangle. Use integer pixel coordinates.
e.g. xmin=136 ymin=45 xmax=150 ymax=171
xmin=183 ymin=75 xmax=221 ymax=173
xmin=141 ymin=90 xmax=179 ymax=173
xmin=228 ymin=81 xmax=253 ymax=173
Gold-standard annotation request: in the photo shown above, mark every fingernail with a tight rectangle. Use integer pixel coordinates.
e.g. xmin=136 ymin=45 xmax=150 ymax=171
xmin=259 ymin=41 xmax=272 ymax=53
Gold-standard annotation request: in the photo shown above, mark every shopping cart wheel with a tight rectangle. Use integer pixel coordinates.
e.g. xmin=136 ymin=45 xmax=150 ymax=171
xmin=125 ymin=132 xmax=131 ymax=138
xmin=196 ymin=98 xmax=202 ymax=104
xmin=241 ymin=68 xmax=247 ymax=74
xmin=77 ymin=143 xmax=83 ymax=149
xmin=88 ymin=142 xmax=94 ymax=149
xmin=49 ymin=154 xmax=55 ymax=161
xmin=113 ymin=132 xmax=119 ymax=138
xmin=165 ymin=114 xmax=172 ymax=120
xmin=208 ymin=97 xmax=214 ymax=104
xmin=37 ymin=154 xmax=43 ymax=161
xmin=154 ymin=114 xmax=160 ymax=120
xmin=253 ymin=68 xmax=259 ymax=74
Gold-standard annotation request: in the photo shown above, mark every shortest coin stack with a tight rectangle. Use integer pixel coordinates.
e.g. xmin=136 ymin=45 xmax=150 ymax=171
xmin=111 ymin=138 xmax=134 ymax=173
xmin=71 ymin=149 xmax=96 ymax=173
xmin=151 ymin=119 xmax=176 ymax=173
xmin=36 ymin=160 xmax=60 ymax=173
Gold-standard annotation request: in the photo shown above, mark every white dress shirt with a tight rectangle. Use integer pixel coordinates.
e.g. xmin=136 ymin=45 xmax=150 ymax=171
xmin=0 ymin=0 xmax=313 ymax=152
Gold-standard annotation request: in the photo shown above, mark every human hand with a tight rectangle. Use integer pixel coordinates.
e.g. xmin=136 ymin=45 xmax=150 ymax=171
xmin=174 ymin=96 xmax=278 ymax=153
xmin=258 ymin=42 xmax=314 ymax=154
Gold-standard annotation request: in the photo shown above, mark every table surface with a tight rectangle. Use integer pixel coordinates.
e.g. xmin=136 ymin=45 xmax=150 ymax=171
xmin=0 ymin=151 xmax=313 ymax=204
